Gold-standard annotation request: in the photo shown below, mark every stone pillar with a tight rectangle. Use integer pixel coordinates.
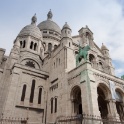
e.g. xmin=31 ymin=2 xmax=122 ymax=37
xmin=108 ymin=99 xmax=120 ymax=120
xmin=26 ymin=37 xmax=30 ymax=49
xmin=106 ymin=101 xmax=111 ymax=117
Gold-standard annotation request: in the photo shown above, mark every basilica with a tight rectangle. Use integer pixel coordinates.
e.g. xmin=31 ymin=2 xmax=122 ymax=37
xmin=0 ymin=10 xmax=124 ymax=124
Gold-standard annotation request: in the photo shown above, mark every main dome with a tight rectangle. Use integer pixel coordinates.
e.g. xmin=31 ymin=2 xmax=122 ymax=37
xmin=18 ymin=14 xmax=42 ymax=39
xmin=37 ymin=10 xmax=61 ymax=34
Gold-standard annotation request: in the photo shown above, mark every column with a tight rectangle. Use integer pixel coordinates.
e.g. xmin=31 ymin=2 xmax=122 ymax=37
xmin=108 ymin=99 xmax=120 ymax=120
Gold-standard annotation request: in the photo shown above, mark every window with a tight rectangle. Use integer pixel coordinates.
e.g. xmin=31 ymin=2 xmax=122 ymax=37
xmin=23 ymin=40 xmax=26 ymax=48
xmin=49 ymin=31 xmax=53 ymax=34
xmin=54 ymin=62 xmax=55 ymax=68
xmin=59 ymin=58 xmax=60 ymax=65
xmin=48 ymin=43 xmax=52 ymax=52
xmin=30 ymin=80 xmax=35 ymax=103
xmin=38 ymin=88 xmax=42 ymax=104
xmin=69 ymin=42 xmax=70 ymax=47
xmin=55 ymin=98 xmax=57 ymax=113
xmin=34 ymin=43 xmax=37 ymax=51
xmin=20 ymin=41 xmax=22 ymax=48
xmin=51 ymin=98 xmax=53 ymax=113
xmin=30 ymin=41 xmax=33 ymax=49
xmin=21 ymin=85 xmax=26 ymax=102
xmin=99 ymin=62 xmax=103 ymax=70
xmin=56 ymin=58 xmax=58 ymax=67
xmin=43 ymin=31 xmax=47 ymax=33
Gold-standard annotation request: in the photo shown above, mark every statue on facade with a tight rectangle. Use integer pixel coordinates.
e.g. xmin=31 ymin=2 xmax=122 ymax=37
xmin=76 ymin=44 xmax=90 ymax=66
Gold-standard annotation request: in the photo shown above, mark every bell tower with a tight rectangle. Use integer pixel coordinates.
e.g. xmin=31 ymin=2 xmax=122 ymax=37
xmin=78 ymin=25 xmax=94 ymax=48
xmin=101 ymin=43 xmax=115 ymax=75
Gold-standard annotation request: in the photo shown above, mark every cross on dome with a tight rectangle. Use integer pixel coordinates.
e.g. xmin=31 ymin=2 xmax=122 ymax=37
xmin=31 ymin=13 xmax=37 ymax=24
xmin=47 ymin=9 xmax=53 ymax=20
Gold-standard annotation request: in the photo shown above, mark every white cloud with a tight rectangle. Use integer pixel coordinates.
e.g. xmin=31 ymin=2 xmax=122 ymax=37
xmin=115 ymin=68 xmax=124 ymax=77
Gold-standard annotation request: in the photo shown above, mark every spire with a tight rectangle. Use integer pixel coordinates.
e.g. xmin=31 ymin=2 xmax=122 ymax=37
xmin=31 ymin=13 xmax=37 ymax=24
xmin=47 ymin=9 xmax=53 ymax=20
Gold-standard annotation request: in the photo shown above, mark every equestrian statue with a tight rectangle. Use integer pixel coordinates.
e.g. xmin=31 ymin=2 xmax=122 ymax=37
xmin=76 ymin=44 xmax=90 ymax=66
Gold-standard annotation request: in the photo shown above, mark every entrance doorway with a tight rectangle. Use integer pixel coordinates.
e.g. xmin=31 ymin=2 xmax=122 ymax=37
xmin=115 ymin=90 xmax=124 ymax=121
xmin=71 ymin=86 xmax=82 ymax=115
xmin=97 ymin=87 xmax=108 ymax=119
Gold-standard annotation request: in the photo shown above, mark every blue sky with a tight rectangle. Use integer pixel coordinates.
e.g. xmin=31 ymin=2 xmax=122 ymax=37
xmin=0 ymin=0 xmax=124 ymax=77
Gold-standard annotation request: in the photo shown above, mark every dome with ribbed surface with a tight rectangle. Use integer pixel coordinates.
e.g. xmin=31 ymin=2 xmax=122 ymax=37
xmin=18 ymin=14 xmax=42 ymax=39
xmin=37 ymin=10 xmax=61 ymax=34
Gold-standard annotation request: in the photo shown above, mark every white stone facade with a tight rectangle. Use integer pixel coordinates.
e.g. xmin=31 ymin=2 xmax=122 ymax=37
xmin=0 ymin=10 xmax=124 ymax=124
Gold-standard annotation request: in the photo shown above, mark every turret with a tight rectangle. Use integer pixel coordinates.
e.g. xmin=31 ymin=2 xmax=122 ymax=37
xmin=17 ymin=14 xmax=43 ymax=54
xmin=8 ymin=14 xmax=44 ymax=68
xmin=61 ymin=22 xmax=72 ymax=38
xmin=101 ymin=43 xmax=110 ymax=58
xmin=101 ymin=43 xmax=115 ymax=75
xmin=61 ymin=22 xmax=73 ymax=48
xmin=78 ymin=25 xmax=94 ymax=48
xmin=61 ymin=23 xmax=75 ymax=72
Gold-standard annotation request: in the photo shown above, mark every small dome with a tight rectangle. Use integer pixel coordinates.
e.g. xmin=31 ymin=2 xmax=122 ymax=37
xmin=37 ymin=10 xmax=61 ymax=34
xmin=101 ymin=43 xmax=108 ymax=50
xmin=62 ymin=22 xmax=71 ymax=30
xmin=18 ymin=14 xmax=42 ymax=39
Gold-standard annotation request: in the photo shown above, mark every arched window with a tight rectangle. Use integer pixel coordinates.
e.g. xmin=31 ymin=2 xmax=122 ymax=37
xmin=21 ymin=84 xmax=26 ymax=102
xmin=20 ymin=41 xmax=22 ymax=48
xmin=30 ymin=79 xmax=35 ymax=103
xmin=55 ymin=98 xmax=57 ymax=113
xmin=69 ymin=42 xmax=70 ymax=47
xmin=99 ymin=62 xmax=103 ymax=70
xmin=59 ymin=58 xmax=60 ymax=65
xmin=54 ymin=62 xmax=55 ymax=68
xmin=51 ymin=98 xmax=53 ymax=113
xmin=23 ymin=40 xmax=26 ymax=48
xmin=30 ymin=41 xmax=34 ymax=49
xmin=34 ymin=43 xmax=37 ymax=51
xmin=48 ymin=43 xmax=52 ymax=52
xmin=38 ymin=88 xmax=42 ymax=104
xmin=86 ymin=32 xmax=90 ymax=45
xmin=56 ymin=58 xmax=58 ymax=67
xmin=89 ymin=54 xmax=95 ymax=67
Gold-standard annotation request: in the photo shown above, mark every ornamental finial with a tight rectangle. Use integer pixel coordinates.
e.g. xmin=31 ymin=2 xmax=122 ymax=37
xmin=47 ymin=9 xmax=53 ymax=20
xmin=31 ymin=13 xmax=37 ymax=24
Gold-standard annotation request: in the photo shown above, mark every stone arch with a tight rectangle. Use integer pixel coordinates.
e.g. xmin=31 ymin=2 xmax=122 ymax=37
xmin=21 ymin=58 xmax=40 ymax=69
xmin=115 ymin=87 xmax=124 ymax=121
xmin=97 ymin=82 xmax=111 ymax=119
xmin=84 ymin=31 xmax=93 ymax=46
xmin=98 ymin=60 xmax=104 ymax=71
xmin=70 ymin=85 xmax=82 ymax=115
xmin=89 ymin=54 xmax=96 ymax=67
xmin=97 ymin=82 xmax=111 ymax=99
xmin=19 ymin=56 xmax=41 ymax=69
xmin=48 ymin=42 xmax=52 ymax=52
